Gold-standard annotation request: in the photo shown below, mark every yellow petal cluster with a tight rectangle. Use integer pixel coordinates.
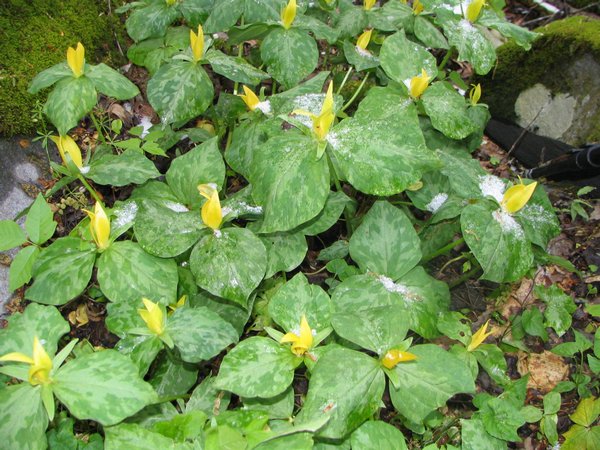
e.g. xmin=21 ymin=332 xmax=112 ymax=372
xmin=364 ymin=0 xmax=376 ymax=10
xmin=409 ymin=69 xmax=432 ymax=99
xmin=294 ymin=81 xmax=335 ymax=141
xmin=198 ymin=184 xmax=223 ymax=230
xmin=281 ymin=0 xmax=297 ymax=29
xmin=67 ymin=42 xmax=85 ymax=78
xmin=0 ymin=336 xmax=53 ymax=386
xmin=280 ymin=315 xmax=314 ymax=356
xmin=469 ymin=83 xmax=481 ymax=105
xmin=240 ymin=85 xmax=260 ymax=111
xmin=466 ymin=0 xmax=485 ymax=23
xmin=412 ymin=0 xmax=424 ymax=15
xmin=138 ymin=298 xmax=166 ymax=336
xmin=467 ymin=320 xmax=494 ymax=351
xmin=356 ymin=30 xmax=373 ymax=50
xmin=166 ymin=0 xmax=177 ymax=5
xmin=83 ymin=202 xmax=111 ymax=251
xmin=381 ymin=349 xmax=417 ymax=369
xmin=190 ymin=25 xmax=205 ymax=63
xmin=50 ymin=135 xmax=83 ymax=168
xmin=501 ymin=179 xmax=537 ymax=214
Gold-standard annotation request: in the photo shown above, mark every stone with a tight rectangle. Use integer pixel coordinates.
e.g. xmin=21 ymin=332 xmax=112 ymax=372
xmin=480 ymin=16 xmax=600 ymax=147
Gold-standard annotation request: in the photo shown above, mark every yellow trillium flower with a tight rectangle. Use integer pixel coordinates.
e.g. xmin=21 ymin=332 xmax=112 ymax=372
xmin=467 ymin=320 xmax=494 ymax=351
xmin=381 ymin=349 xmax=417 ymax=369
xmin=294 ymin=81 xmax=335 ymax=141
xmin=281 ymin=0 xmax=297 ymax=30
xmin=168 ymin=295 xmax=187 ymax=315
xmin=190 ymin=25 xmax=205 ymax=63
xmin=356 ymin=30 xmax=373 ymax=51
xmin=83 ymin=202 xmax=111 ymax=251
xmin=67 ymin=42 xmax=85 ymax=78
xmin=138 ymin=298 xmax=166 ymax=336
xmin=0 ymin=336 xmax=53 ymax=386
xmin=412 ymin=0 xmax=424 ymax=15
xmin=409 ymin=69 xmax=432 ymax=99
xmin=239 ymin=85 xmax=260 ymax=111
xmin=501 ymin=179 xmax=537 ymax=214
xmin=469 ymin=83 xmax=482 ymax=105
xmin=364 ymin=0 xmax=376 ymax=10
xmin=280 ymin=315 xmax=314 ymax=356
xmin=50 ymin=135 xmax=83 ymax=168
xmin=198 ymin=184 xmax=223 ymax=230
xmin=166 ymin=0 xmax=177 ymax=5
xmin=466 ymin=0 xmax=485 ymax=23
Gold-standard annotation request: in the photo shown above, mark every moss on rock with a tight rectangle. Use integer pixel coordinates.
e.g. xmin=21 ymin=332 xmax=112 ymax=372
xmin=0 ymin=0 xmax=127 ymax=136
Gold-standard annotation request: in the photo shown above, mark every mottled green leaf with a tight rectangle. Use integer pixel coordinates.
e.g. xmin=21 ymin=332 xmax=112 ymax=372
xmin=28 ymin=62 xmax=72 ymax=94
xmin=203 ymin=0 xmax=244 ymax=33
xmin=0 ymin=220 xmax=26 ymax=251
xmin=26 ymin=237 xmax=96 ymax=305
xmin=479 ymin=12 xmax=537 ymax=50
xmin=261 ymin=28 xmax=318 ymax=89
xmin=85 ymin=63 xmax=139 ymax=99
xmin=115 ymin=334 xmax=163 ymax=376
xmin=473 ymin=344 xmax=510 ymax=385
xmin=562 ymin=424 xmax=600 ymax=450
xmin=414 ymin=16 xmax=449 ymax=49
xmin=298 ymin=190 xmax=352 ymax=236
xmin=105 ymin=423 xmax=193 ymax=450
xmin=25 ymin=194 xmax=56 ymax=245
xmin=147 ymin=60 xmax=214 ymax=125
xmin=126 ymin=2 xmax=180 ymax=42
xmin=0 ymin=384 xmax=47 ymax=450
xmin=44 ymin=76 xmax=97 ymax=135
xmin=260 ymin=230 xmax=307 ymax=278
xmin=351 ymin=421 xmax=408 ymax=450
xmin=350 ymin=201 xmax=421 ymax=280
xmin=96 ymin=240 xmax=178 ymax=305
xmin=186 ymin=375 xmax=231 ymax=417
xmin=215 ymin=336 xmax=298 ymax=398
xmin=460 ymin=417 xmax=507 ymax=450
xmin=190 ymin=291 xmax=252 ymax=337
xmin=380 ymin=30 xmax=438 ymax=83
xmin=54 ymin=350 xmax=156 ymax=425
xmin=443 ymin=19 xmax=495 ymax=75
xmin=87 ymin=150 xmax=160 ymax=186
xmin=480 ymin=397 xmax=526 ymax=441
xmin=105 ymin=299 xmax=146 ymax=338
xmin=515 ymin=186 xmax=560 ymax=248
xmin=190 ymin=227 xmax=266 ymax=308
xmin=152 ymin=410 xmax=207 ymax=442
xmin=206 ymin=49 xmax=269 ymax=85
xmin=333 ymin=3 xmax=367 ymax=39
xmin=9 ymin=246 xmax=40 ymax=291
xmin=149 ymin=353 xmax=198 ymax=398
xmin=342 ymin=40 xmax=380 ymax=72
xmin=243 ymin=386 xmax=295 ymax=419
xmin=422 ymin=82 xmax=478 ymax=140
xmin=297 ymin=347 xmax=385 ymax=440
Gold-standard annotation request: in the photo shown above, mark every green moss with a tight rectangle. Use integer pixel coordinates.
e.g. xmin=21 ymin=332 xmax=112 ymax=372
xmin=478 ymin=16 xmax=600 ymax=122
xmin=0 ymin=0 xmax=128 ymax=136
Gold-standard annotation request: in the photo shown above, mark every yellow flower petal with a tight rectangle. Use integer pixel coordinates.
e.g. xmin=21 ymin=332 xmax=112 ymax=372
xmin=356 ymin=30 xmax=372 ymax=51
xmin=412 ymin=0 xmax=424 ymax=15
xmin=138 ymin=298 xmax=165 ymax=336
xmin=166 ymin=0 xmax=177 ymax=5
xmin=409 ymin=68 xmax=431 ymax=99
xmin=0 ymin=352 xmax=34 ymax=364
xmin=50 ymin=135 xmax=83 ymax=168
xmin=280 ymin=315 xmax=314 ymax=356
xmin=281 ymin=0 xmax=297 ymax=29
xmin=466 ymin=0 xmax=485 ymax=23
xmin=190 ymin=25 xmax=205 ymax=63
xmin=198 ymin=184 xmax=223 ymax=230
xmin=240 ymin=85 xmax=260 ymax=111
xmin=84 ymin=202 xmax=111 ymax=250
xmin=293 ymin=82 xmax=335 ymax=141
xmin=0 ymin=337 xmax=53 ymax=385
xmin=67 ymin=42 xmax=85 ymax=78
xmin=364 ymin=0 xmax=376 ymax=10
xmin=467 ymin=320 xmax=494 ymax=351
xmin=469 ymin=83 xmax=481 ymax=105
xmin=381 ymin=349 xmax=417 ymax=369
xmin=501 ymin=180 xmax=537 ymax=214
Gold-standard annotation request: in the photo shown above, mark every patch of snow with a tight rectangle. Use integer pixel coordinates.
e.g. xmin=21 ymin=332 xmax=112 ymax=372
xmin=493 ymin=209 xmax=525 ymax=238
xmin=138 ymin=116 xmax=153 ymax=138
xmin=256 ymin=100 xmax=271 ymax=115
xmin=426 ymin=193 xmax=449 ymax=213
xmin=214 ymin=229 xmax=222 ymax=238
xmin=378 ymin=275 xmax=410 ymax=295
xmin=164 ymin=201 xmax=189 ymax=213
xmin=479 ymin=175 xmax=505 ymax=203
xmin=79 ymin=166 xmax=90 ymax=175
xmin=113 ymin=202 xmax=138 ymax=228
xmin=355 ymin=46 xmax=372 ymax=58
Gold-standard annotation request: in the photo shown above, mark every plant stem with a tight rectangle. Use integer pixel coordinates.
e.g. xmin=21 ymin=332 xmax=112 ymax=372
xmin=90 ymin=112 xmax=107 ymax=144
xmin=438 ymin=47 xmax=454 ymax=72
xmin=449 ymin=265 xmax=482 ymax=289
xmin=77 ymin=174 xmax=102 ymax=203
xmin=326 ymin=151 xmax=353 ymax=237
xmin=271 ymin=80 xmax=277 ymax=96
xmin=422 ymin=237 xmax=465 ymax=263
xmin=340 ymin=73 xmax=369 ymax=113
xmin=337 ymin=67 xmax=353 ymax=94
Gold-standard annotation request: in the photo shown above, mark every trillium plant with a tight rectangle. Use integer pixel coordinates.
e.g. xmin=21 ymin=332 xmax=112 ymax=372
xmin=0 ymin=0 xmax=579 ymax=449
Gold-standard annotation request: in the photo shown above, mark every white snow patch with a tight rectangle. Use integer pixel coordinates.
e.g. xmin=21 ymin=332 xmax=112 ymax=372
xmin=113 ymin=202 xmax=138 ymax=228
xmin=479 ymin=175 xmax=505 ymax=203
xmin=79 ymin=166 xmax=90 ymax=175
xmin=426 ymin=193 xmax=449 ymax=213
xmin=164 ymin=201 xmax=189 ymax=213
xmin=256 ymin=100 xmax=271 ymax=115
xmin=138 ymin=116 xmax=153 ymax=138
xmin=355 ymin=46 xmax=372 ymax=57
xmin=493 ymin=209 xmax=525 ymax=238
xmin=378 ymin=275 xmax=410 ymax=295
xmin=214 ymin=229 xmax=222 ymax=238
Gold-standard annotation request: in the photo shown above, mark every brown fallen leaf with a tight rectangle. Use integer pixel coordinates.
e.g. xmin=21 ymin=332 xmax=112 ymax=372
xmin=516 ymin=350 xmax=569 ymax=393
xmin=18 ymin=139 xmax=30 ymax=149
xmin=68 ymin=304 xmax=89 ymax=328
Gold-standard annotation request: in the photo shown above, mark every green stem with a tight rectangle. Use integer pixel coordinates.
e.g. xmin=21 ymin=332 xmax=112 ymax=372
xmin=448 ymin=266 xmax=482 ymax=289
xmin=89 ymin=112 xmax=107 ymax=145
xmin=326 ymin=151 xmax=353 ymax=237
xmin=422 ymin=237 xmax=465 ymax=263
xmin=271 ymin=80 xmax=277 ymax=96
xmin=77 ymin=174 xmax=102 ymax=204
xmin=438 ymin=47 xmax=454 ymax=72
xmin=336 ymin=67 xmax=354 ymax=95
xmin=340 ymin=73 xmax=369 ymax=113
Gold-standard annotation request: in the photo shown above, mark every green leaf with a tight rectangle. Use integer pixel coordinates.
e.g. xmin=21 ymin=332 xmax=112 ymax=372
xmin=105 ymin=299 xmax=145 ymax=338
xmin=260 ymin=230 xmax=307 ymax=278
xmin=296 ymin=14 xmax=339 ymax=44
xmin=28 ymin=62 xmax=72 ymax=93
xmin=390 ymin=344 xmax=475 ymax=424
xmin=535 ymin=284 xmax=576 ymax=337
xmin=0 ymin=384 xmax=48 ymax=450
xmin=186 ymin=375 xmax=231 ymax=417
xmin=261 ymin=28 xmax=318 ymax=89
xmin=206 ymin=49 xmax=270 ymax=85
xmin=26 ymin=237 xmax=96 ymax=305
xmin=96 ymin=241 xmax=178 ymax=305
xmin=351 ymin=421 xmax=408 ymax=450
xmin=0 ymin=220 xmax=26 ymax=251
xmin=149 ymin=353 xmax=198 ymax=398
xmin=541 ymin=414 xmax=558 ymax=444
xmin=297 ymin=347 xmax=385 ymax=440
xmin=25 ymin=194 xmax=56 ymax=245
xmin=570 ymin=397 xmax=600 ymax=427
xmin=44 ymin=76 xmax=97 ymax=135
xmin=333 ymin=4 xmax=367 ymax=39
xmin=167 ymin=307 xmax=238 ymax=363
xmin=125 ymin=2 xmax=180 ymax=42
xmin=203 ymin=0 xmax=244 ymax=33
xmin=105 ymin=423 xmax=191 ymax=450
xmin=521 ymin=307 xmax=549 ymax=341
xmin=298 ymin=190 xmax=352 ymax=236
xmin=342 ymin=40 xmax=380 ymax=72
xmin=436 ymin=311 xmax=471 ymax=346
xmin=0 ymin=303 xmax=69 ymax=357
xmin=87 ymin=150 xmax=160 ymax=186
xmin=268 ymin=273 xmax=332 ymax=332
xmin=152 ymin=410 xmax=207 ymax=442
xmin=460 ymin=417 xmax=507 ymax=450
xmin=166 ymin=137 xmax=226 ymax=209
xmin=350 ymin=201 xmax=421 ymax=280
xmin=421 ymin=81 xmax=478 ymax=140
xmin=134 ymin=200 xmax=204 ymax=258
xmin=205 ymin=425 xmax=246 ymax=450
xmin=461 ymin=201 xmax=533 ymax=283
xmin=562 ymin=424 xmax=600 ymax=450
xmin=479 ymin=397 xmax=526 ymax=441
xmin=190 ymin=227 xmax=267 ymax=308
xmin=190 ymin=291 xmax=252 ymax=337
xmin=521 ymin=405 xmax=543 ymax=423
xmin=473 ymin=344 xmax=510 ymax=385
xmin=250 ymin=132 xmax=330 ymax=233
xmin=515 ymin=185 xmax=560 ymax=248
xmin=9 ymin=246 xmax=40 ymax=291
xmin=243 ymin=386 xmax=295 ymax=420
xmin=53 ymin=350 xmax=156 ymax=425
xmin=414 ymin=16 xmax=449 ymax=49
xmin=479 ymin=12 xmax=537 ymax=50
xmin=551 ymin=330 xmax=593 ymax=357
xmin=47 ymin=412 xmax=103 ymax=450
xmin=85 ymin=63 xmax=139 ymax=99
xmin=215 ymin=336 xmax=298 ymax=398
xmin=380 ymin=30 xmax=438 ymax=83
xmin=544 ymin=391 xmax=561 ymax=415
xmin=116 ymin=334 xmax=163 ymax=376
xmin=368 ymin=1 xmax=413 ymax=32
xmin=443 ymin=19 xmax=496 ymax=75
xmin=147 ymin=60 xmax=214 ymax=125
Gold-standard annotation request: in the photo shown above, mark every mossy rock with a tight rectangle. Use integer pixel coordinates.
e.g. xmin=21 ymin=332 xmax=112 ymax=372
xmin=479 ymin=16 xmax=600 ymax=146
xmin=0 ymin=0 xmax=127 ymax=137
